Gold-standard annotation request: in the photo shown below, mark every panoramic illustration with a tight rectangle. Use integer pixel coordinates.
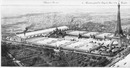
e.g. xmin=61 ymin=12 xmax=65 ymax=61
xmin=1 ymin=0 xmax=130 ymax=67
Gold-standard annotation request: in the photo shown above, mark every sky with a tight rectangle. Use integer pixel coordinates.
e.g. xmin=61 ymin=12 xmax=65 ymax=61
xmin=1 ymin=0 xmax=130 ymax=17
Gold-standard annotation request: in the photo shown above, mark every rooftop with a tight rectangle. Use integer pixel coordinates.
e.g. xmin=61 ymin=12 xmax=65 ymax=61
xmin=16 ymin=26 xmax=69 ymax=38
xmin=26 ymin=37 xmax=119 ymax=56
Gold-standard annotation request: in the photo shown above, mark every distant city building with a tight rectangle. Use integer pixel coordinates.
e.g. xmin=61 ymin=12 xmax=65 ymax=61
xmin=16 ymin=26 xmax=69 ymax=39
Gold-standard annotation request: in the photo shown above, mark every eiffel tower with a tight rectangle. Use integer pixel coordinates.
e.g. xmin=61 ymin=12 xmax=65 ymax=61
xmin=114 ymin=2 xmax=125 ymax=47
xmin=114 ymin=2 xmax=124 ymax=37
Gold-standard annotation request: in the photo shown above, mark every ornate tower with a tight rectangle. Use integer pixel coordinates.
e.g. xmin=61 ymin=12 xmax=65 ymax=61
xmin=114 ymin=2 xmax=124 ymax=37
xmin=114 ymin=2 xmax=125 ymax=47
